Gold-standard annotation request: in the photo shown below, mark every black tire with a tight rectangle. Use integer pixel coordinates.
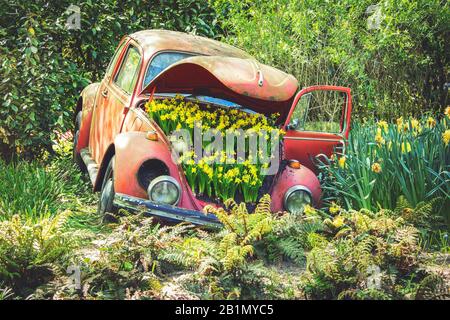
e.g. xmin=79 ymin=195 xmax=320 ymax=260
xmin=97 ymin=156 xmax=118 ymax=222
xmin=73 ymin=111 xmax=83 ymax=168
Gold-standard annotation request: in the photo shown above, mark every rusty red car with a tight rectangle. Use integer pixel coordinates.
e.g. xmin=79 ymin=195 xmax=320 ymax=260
xmin=73 ymin=30 xmax=352 ymax=227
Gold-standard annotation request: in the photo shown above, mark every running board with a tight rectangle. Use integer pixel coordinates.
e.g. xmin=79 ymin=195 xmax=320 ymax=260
xmin=80 ymin=148 xmax=98 ymax=186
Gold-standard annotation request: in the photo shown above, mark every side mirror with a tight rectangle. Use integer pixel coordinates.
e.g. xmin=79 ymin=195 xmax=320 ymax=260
xmin=286 ymin=118 xmax=299 ymax=131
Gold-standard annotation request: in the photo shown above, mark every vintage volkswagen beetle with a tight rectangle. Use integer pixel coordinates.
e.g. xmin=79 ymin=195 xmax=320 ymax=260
xmin=73 ymin=30 xmax=352 ymax=227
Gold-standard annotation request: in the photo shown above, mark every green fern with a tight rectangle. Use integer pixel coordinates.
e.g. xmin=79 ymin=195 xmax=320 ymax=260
xmin=276 ymin=238 xmax=306 ymax=265
xmin=415 ymin=273 xmax=450 ymax=300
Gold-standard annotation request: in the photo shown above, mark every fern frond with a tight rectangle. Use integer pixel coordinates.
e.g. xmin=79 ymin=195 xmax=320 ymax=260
xmin=254 ymin=194 xmax=272 ymax=216
xmin=415 ymin=273 xmax=450 ymax=300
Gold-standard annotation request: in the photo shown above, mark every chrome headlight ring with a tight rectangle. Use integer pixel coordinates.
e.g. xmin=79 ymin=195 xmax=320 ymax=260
xmin=147 ymin=175 xmax=181 ymax=206
xmin=283 ymin=185 xmax=313 ymax=214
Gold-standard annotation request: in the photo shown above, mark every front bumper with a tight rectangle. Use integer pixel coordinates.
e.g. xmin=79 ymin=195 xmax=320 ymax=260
xmin=113 ymin=193 xmax=222 ymax=228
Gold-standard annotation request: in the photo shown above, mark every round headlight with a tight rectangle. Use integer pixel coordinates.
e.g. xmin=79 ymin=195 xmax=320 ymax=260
xmin=283 ymin=185 xmax=312 ymax=214
xmin=147 ymin=175 xmax=181 ymax=205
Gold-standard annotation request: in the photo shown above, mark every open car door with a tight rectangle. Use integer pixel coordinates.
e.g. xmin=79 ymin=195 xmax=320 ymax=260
xmin=283 ymin=85 xmax=352 ymax=172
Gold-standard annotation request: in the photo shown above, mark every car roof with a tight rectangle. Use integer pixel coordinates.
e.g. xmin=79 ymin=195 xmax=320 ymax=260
xmin=129 ymin=29 xmax=253 ymax=59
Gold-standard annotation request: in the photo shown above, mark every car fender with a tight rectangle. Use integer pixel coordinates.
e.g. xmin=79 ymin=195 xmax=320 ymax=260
xmin=75 ymin=82 xmax=100 ymax=153
xmin=270 ymin=164 xmax=322 ymax=212
xmin=111 ymin=131 xmax=197 ymax=209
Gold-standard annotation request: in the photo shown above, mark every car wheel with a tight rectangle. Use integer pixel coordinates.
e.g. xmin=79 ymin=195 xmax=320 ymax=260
xmin=73 ymin=111 xmax=83 ymax=168
xmin=97 ymin=156 xmax=118 ymax=222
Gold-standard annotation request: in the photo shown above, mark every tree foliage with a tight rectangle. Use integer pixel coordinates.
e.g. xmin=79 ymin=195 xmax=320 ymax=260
xmin=213 ymin=0 xmax=449 ymax=118
xmin=0 ymin=0 xmax=220 ymax=159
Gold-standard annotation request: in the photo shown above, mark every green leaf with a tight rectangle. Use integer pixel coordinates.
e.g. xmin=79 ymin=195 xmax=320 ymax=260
xmin=122 ymin=261 xmax=133 ymax=271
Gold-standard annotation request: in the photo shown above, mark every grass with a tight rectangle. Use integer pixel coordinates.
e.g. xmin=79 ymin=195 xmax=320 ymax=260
xmin=0 ymin=158 xmax=96 ymax=221
xmin=0 ymin=141 xmax=103 ymax=231
xmin=0 ymin=161 xmax=66 ymax=221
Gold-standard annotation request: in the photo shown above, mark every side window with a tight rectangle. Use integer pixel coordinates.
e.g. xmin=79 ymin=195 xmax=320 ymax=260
xmin=289 ymin=90 xmax=347 ymax=134
xmin=106 ymin=41 xmax=126 ymax=77
xmin=114 ymin=46 xmax=141 ymax=94
xmin=143 ymin=52 xmax=194 ymax=88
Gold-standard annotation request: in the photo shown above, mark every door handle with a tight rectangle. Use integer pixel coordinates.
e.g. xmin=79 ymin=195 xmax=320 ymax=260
xmin=101 ymin=88 xmax=108 ymax=98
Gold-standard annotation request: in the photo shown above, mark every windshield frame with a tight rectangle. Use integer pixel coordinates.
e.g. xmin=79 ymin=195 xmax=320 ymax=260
xmin=141 ymin=50 xmax=200 ymax=90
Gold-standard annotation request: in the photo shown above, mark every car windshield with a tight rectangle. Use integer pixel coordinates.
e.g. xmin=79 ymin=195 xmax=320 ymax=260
xmin=143 ymin=52 xmax=195 ymax=88
xmin=154 ymin=93 xmax=257 ymax=114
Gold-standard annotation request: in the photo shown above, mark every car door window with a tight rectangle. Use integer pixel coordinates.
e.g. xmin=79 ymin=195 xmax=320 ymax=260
xmin=106 ymin=40 xmax=126 ymax=77
xmin=290 ymin=90 xmax=347 ymax=134
xmin=143 ymin=52 xmax=194 ymax=88
xmin=114 ymin=46 xmax=141 ymax=94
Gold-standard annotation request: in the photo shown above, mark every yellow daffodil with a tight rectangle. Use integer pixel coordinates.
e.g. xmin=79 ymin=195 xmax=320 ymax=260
xmin=332 ymin=216 xmax=345 ymax=228
xmin=304 ymin=205 xmax=317 ymax=216
xmin=375 ymin=128 xmax=385 ymax=145
xmin=401 ymin=141 xmax=412 ymax=153
xmin=426 ymin=117 xmax=436 ymax=128
xmin=410 ymin=118 xmax=419 ymax=130
xmin=338 ymin=156 xmax=346 ymax=169
xmin=371 ymin=162 xmax=382 ymax=173
xmin=329 ymin=202 xmax=341 ymax=215
xmin=445 ymin=107 xmax=450 ymax=119
xmin=377 ymin=120 xmax=388 ymax=133
xmin=443 ymin=129 xmax=450 ymax=146
xmin=145 ymin=96 xmax=279 ymax=202
xmin=402 ymin=123 xmax=409 ymax=133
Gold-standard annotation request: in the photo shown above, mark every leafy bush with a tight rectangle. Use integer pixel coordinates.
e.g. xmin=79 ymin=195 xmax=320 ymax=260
xmin=0 ymin=0 xmax=221 ymax=160
xmin=0 ymin=212 xmax=82 ymax=295
xmin=261 ymin=212 xmax=324 ymax=265
xmin=64 ymin=215 xmax=191 ymax=299
xmin=297 ymin=206 xmax=449 ymax=300
xmin=158 ymin=195 xmax=281 ymax=298
xmin=213 ymin=0 xmax=449 ymax=118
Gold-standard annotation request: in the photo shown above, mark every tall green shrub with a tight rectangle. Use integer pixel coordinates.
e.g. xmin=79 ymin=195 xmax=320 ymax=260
xmin=212 ymin=0 xmax=449 ymax=118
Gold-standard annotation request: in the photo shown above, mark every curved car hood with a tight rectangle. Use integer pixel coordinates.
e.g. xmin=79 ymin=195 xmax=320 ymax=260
xmin=141 ymin=56 xmax=299 ymax=115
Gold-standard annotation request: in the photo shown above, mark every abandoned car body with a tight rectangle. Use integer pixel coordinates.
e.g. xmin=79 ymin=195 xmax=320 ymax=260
xmin=73 ymin=30 xmax=352 ymax=227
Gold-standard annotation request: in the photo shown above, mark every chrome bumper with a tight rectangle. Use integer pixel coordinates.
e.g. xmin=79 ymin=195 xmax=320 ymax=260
xmin=113 ymin=193 xmax=221 ymax=228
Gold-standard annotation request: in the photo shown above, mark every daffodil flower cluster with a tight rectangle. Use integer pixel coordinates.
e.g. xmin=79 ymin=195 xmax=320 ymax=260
xmin=379 ymin=116 xmax=449 ymax=152
xmin=323 ymin=110 xmax=449 ymax=211
xmin=145 ymin=96 xmax=284 ymax=203
xmin=146 ymin=95 xmax=281 ymax=135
